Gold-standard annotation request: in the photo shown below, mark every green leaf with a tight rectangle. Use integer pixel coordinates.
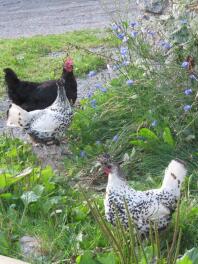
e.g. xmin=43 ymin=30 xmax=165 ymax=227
xmin=33 ymin=184 xmax=45 ymax=196
xmin=21 ymin=191 xmax=40 ymax=205
xmin=96 ymin=253 xmax=116 ymax=264
xmin=163 ymin=127 xmax=175 ymax=147
xmin=138 ymin=128 xmax=159 ymax=141
xmin=0 ymin=193 xmax=13 ymax=199
xmin=177 ymin=248 xmax=198 ymax=264
xmin=76 ymin=252 xmax=98 ymax=264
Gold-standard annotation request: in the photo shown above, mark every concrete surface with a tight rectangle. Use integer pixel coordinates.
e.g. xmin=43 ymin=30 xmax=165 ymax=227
xmin=0 ymin=255 xmax=29 ymax=264
xmin=0 ymin=0 xmax=140 ymax=38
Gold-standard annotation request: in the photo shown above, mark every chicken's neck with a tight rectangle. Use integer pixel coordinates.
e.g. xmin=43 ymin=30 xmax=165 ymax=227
xmin=62 ymin=70 xmax=75 ymax=80
xmin=107 ymin=172 xmax=126 ymax=189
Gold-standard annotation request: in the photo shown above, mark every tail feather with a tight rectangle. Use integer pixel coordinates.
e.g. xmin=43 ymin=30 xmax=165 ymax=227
xmin=161 ymin=159 xmax=187 ymax=195
xmin=7 ymin=103 xmax=30 ymax=128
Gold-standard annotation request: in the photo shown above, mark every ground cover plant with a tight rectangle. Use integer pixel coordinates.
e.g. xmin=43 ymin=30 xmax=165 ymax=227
xmin=0 ymin=2 xmax=198 ymax=263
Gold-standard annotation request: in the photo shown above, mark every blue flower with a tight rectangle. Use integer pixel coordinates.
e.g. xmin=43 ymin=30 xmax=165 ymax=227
xmin=120 ymin=46 xmax=128 ymax=56
xmin=147 ymin=30 xmax=156 ymax=36
xmin=159 ymin=40 xmax=172 ymax=49
xmin=117 ymin=33 xmax=125 ymax=40
xmin=112 ymin=23 xmax=119 ymax=31
xmin=88 ymin=70 xmax=96 ymax=77
xmin=151 ymin=120 xmax=158 ymax=127
xmin=90 ymin=99 xmax=96 ymax=108
xmin=180 ymin=19 xmax=187 ymax=24
xmin=122 ymin=60 xmax=130 ymax=66
xmin=183 ymin=105 xmax=192 ymax=112
xmin=184 ymin=88 xmax=192 ymax=95
xmin=130 ymin=21 xmax=138 ymax=27
xmin=100 ymin=87 xmax=107 ymax=93
xmin=112 ymin=64 xmax=120 ymax=71
xmin=95 ymin=83 xmax=102 ymax=89
xmin=112 ymin=134 xmax=119 ymax=142
xmin=87 ymin=91 xmax=93 ymax=98
xmin=80 ymin=151 xmax=86 ymax=158
xmin=181 ymin=61 xmax=189 ymax=69
xmin=131 ymin=31 xmax=138 ymax=38
xmin=96 ymin=140 xmax=101 ymax=145
xmin=126 ymin=79 xmax=134 ymax=86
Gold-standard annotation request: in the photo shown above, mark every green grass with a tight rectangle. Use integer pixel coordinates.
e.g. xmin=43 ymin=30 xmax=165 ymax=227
xmin=0 ymin=137 xmax=108 ymax=263
xmin=0 ymin=29 xmax=113 ymax=95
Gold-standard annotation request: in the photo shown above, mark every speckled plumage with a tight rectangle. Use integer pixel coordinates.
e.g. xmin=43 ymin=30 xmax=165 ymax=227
xmin=7 ymin=79 xmax=72 ymax=144
xmin=104 ymin=160 xmax=187 ymax=234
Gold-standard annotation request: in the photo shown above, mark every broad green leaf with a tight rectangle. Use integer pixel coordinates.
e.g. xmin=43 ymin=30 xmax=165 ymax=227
xmin=177 ymin=248 xmax=198 ymax=264
xmin=96 ymin=252 xmax=116 ymax=264
xmin=0 ymin=193 xmax=13 ymax=199
xmin=33 ymin=184 xmax=45 ymax=196
xmin=76 ymin=252 xmax=97 ymax=264
xmin=21 ymin=191 xmax=40 ymax=205
xmin=163 ymin=127 xmax=175 ymax=147
xmin=130 ymin=140 xmax=147 ymax=147
xmin=138 ymin=128 xmax=159 ymax=141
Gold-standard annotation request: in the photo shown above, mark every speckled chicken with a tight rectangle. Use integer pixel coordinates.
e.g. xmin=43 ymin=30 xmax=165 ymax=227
xmin=100 ymin=157 xmax=187 ymax=234
xmin=7 ymin=79 xmax=72 ymax=144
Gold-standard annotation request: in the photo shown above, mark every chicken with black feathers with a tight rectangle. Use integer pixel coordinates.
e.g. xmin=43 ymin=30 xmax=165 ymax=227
xmin=4 ymin=58 xmax=77 ymax=112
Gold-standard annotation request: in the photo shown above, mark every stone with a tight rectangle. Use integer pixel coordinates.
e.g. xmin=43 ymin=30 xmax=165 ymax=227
xmin=20 ymin=236 xmax=42 ymax=258
xmin=143 ymin=0 xmax=168 ymax=14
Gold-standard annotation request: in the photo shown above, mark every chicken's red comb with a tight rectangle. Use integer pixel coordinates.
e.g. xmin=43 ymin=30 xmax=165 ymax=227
xmin=64 ymin=57 xmax=73 ymax=66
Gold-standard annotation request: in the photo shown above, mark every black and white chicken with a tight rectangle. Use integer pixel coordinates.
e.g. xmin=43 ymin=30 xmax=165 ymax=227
xmin=4 ymin=57 xmax=77 ymax=111
xmin=99 ymin=157 xmax=187 ymax=234
xmin=6 ymin=79 xmax=72 ymax=144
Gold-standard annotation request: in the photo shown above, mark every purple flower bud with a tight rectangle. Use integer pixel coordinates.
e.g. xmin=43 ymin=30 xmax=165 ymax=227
xmin=80 ymin=151 xmax=86 ymax=158
xmin=112 ymin=23 xmax=119 ymax=31
xmin=126 ymin=80 xmax=134 ymax=86
xmin=122 ymin=60 xmax=130 ymax=66
xmin=131 ymin=31 xmax=138 ymax=38
xmin=112 ymin=134 xmax=119 ymax=142
xmin=95 ymin=83 xmax=102 ymax=89
xmin=120 ymin=46 xmax=128 ymax=56
xmin=147 ymin=30 xmax=156 ymax=36
xmin=130 ymin=21 xmax=138 ymax=27
xmin=117 ymin=33 xmax=125 ymax=40
xmin=87 ymin=91 xmax=93 ymax=98
xmin=88 ymin=70 xmax=96 ymax=77
xmin=183 ymin=105 xmax=192 ymax=112
xmin=90 ymin=99 xmax=96 ymax=108
xmin=112 ymin=64 xmax=120 ymax=71
xmin=181 ymin=61 xmax=189 ymax=69
xmin=159 ymin=40 xmax=172 ymax=49
xmin=151 ymin=120 xmax=158 ymax=127
xmin=180 ymin=19 xmax=188 ymax=24
xmin=100 ymin=87 xmax=107 ymax=93
xmin=184 ymin=88 xmax=192 ymax=95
